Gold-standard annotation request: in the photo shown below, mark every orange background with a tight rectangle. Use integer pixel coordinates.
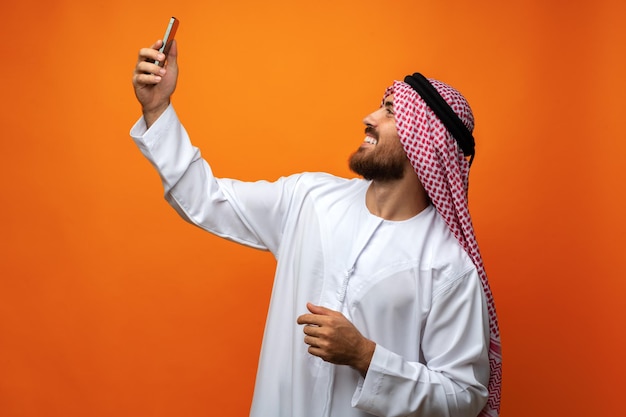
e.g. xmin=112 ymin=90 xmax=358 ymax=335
xmin=1 ymin=0 xmax=625 ymax=416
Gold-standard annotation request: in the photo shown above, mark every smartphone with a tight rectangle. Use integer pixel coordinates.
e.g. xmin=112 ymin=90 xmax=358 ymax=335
xmin=155 ymin=17 xmax=179 ymax=67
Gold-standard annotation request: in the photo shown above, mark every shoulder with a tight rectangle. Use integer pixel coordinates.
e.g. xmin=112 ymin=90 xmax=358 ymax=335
xmin=420 ymin=209 xmax=478 ymax=291
xmin=290 ymin=172 xmax=369 ymax=195
xmin=296 ymin=172 xmax=363 ymax=185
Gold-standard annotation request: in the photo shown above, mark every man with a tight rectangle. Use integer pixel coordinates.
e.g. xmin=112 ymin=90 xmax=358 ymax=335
xmin=131 ymin=39 xmax=501 ymax=417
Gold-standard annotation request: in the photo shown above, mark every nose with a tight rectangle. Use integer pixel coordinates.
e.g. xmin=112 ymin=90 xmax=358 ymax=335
xmin=362 ymin=108 xmax=379 ymax=127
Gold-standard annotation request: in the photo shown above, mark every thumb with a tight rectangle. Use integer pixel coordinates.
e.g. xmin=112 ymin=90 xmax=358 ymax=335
xmin=166 ymin=39 xmax=178 ymax=69
xmin=306 ymin=302 xmax=335 ymax=316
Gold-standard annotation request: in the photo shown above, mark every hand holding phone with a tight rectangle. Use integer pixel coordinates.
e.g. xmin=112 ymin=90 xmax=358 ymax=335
xmin=155 ymin=17 xmax=179 ymax=67
xmin=132 ymin=17 xmax=181 ymax=126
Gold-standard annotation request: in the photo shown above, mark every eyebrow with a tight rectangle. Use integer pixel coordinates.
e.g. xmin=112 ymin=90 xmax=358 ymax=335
xmin=383 ymin=100 xmax=394 ymax=108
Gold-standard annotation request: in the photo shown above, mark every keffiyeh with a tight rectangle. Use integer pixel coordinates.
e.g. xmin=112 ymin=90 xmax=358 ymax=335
xmin=385 ymin=77 xmax=502 ymax=417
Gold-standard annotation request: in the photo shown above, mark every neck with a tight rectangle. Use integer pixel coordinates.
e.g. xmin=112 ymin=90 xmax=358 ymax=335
xmin=365 ymin=166 xmax=430 ymax=221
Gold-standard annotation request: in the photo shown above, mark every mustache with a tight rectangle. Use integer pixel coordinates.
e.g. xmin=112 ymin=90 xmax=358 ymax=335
xmin=365 ymin=126 xmax=378 ymax=139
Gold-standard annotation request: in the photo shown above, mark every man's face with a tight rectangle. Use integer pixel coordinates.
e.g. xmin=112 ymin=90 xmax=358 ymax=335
xmin=349 ymin=94 xmax=409 ymax=181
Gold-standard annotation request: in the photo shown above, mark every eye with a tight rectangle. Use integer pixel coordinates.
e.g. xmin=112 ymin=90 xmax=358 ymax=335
xmin=386 ymin=108 xmax=395 ymax=116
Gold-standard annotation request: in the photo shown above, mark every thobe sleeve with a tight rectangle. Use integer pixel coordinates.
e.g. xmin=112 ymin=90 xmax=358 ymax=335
xmin=130 ymin=105 xmax=297 ymax=254
xmin=351 ymin=268 xmax=490 ymax=417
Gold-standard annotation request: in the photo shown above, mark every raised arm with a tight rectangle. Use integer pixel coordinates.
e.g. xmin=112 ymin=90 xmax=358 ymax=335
xmin=130 ymin=38 xmax=300 ymax=253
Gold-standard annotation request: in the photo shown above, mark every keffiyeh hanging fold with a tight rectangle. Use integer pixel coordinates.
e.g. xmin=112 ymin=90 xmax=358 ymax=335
xmin=385 ymin=78 xmax=502 ymax=417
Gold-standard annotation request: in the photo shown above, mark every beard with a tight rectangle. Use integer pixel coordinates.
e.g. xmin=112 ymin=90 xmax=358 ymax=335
xmin=348 ymin=141 xmax=408 ymax=181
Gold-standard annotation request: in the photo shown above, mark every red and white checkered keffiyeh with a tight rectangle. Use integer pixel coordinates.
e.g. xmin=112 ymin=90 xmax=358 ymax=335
xmin=385 ymin=79 xmax=502 ymax=417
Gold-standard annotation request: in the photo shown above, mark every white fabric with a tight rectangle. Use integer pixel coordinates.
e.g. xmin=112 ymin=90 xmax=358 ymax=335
xmin=130 ymin=105 xmax=490 ymax=417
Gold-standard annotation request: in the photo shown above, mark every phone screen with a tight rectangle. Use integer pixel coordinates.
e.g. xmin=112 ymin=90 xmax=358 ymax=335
xmin=155 ymin=17 xmax=179 ymax=67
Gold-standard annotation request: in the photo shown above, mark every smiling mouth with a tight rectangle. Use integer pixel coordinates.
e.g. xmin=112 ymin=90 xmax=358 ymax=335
xmin=364 ymin=126 xmax=378 ymax=145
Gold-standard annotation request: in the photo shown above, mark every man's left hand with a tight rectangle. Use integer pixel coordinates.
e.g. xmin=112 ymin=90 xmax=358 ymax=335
xmin=297 ymin=302 xmax=375 ymax=377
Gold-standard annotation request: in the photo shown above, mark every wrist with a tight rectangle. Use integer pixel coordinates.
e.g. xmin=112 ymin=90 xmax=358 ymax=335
xmin=143 ymin=101 xmax=170 ymax=128
xmin=355 ymin=339 xmax=375 ymax=378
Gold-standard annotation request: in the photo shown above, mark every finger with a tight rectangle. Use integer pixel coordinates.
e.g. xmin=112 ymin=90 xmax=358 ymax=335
xmin=306 ymin=302 xmax=338 ymax=316
xmin=307 ymin=346 xmax=328 ymax=362
xmin=302 ymin=324 xmax=321 ymax=336
xmin=303 ymin=335 xmax=319 ymax=348
xmin=135 ymin=60 xmax=166 ymax=76
xmin=136 ymin=43 xmax=165 ymax=66
xmin=168 ymin=39 xmax=178 ymax=60
xmin=132 ymin=71 xmax=163 ymax=87
xmin=297 ymin=313 xmax=321 ymax=326
xmin=163 ymin=39 xmax=178 ymax=71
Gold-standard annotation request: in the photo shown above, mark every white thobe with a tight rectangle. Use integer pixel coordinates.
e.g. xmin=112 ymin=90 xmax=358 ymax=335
xmin=130 ymin=105 xmax=490 ymax=417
